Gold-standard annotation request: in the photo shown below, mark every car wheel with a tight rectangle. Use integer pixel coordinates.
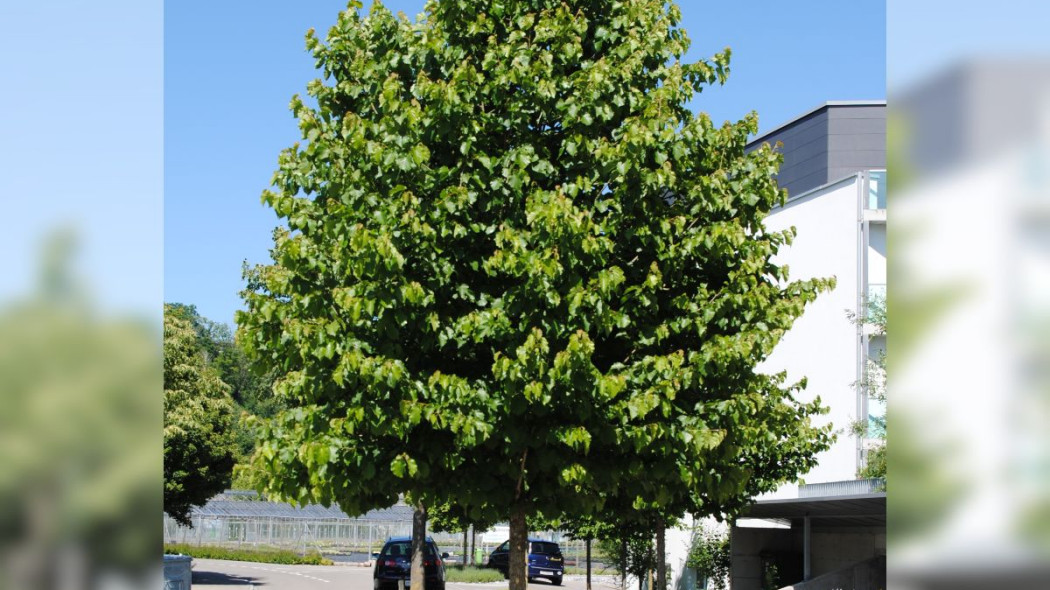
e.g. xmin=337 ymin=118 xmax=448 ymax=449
xmin=551 ymin=576 xmax=562 ymax=586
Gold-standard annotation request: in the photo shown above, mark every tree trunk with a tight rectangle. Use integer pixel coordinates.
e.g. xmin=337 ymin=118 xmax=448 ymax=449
xmin=586 ymin=538 xmax=592 ymax=590
xmin=647 ymin=567 xmax=653 ymax=590
xmin=463 ymin=529 xmax=469 ymax=568
xmin=411 ymin=502 xmax=427 ymax=590
xmin=508 ymin=504 xmax=529 ymax=590
xmin=470 ymin=526 xmax=476 ymax=565
xmin=655 ymin=519 xmax=665 ymax=590
xmin=621 ymin=538 xmax=627 ymax=590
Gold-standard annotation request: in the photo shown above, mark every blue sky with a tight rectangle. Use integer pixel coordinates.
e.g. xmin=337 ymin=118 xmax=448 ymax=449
xmin=165 ymin=0 xmax=886 ymax=328
xmin=1 ymin=0 xmax=162 ymax=318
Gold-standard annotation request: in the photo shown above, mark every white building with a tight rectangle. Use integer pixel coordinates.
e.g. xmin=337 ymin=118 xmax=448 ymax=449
xmin=665 ymin=102 xmax=888 ymax=590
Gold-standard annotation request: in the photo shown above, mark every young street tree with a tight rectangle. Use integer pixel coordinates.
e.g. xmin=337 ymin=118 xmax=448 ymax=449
xmin=429 ymin=500 xmax=498 ymax=566
xmin=164 ymin=305 xmax=238 ymax=526
xmin=239 ymin=2 xmax=831 ymax=590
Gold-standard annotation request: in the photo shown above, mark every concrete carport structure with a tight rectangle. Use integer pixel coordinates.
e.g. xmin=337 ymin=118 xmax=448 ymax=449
xmin=730 ymin=491 xmax=886 ymax=590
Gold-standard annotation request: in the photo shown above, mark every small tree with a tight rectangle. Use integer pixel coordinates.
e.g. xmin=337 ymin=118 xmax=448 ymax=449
xmin=164 ymin=305 xmax=238 ymax=526
xmin=686 ymin=524 xmax=730 ymax=590
xmin=598 ymin=520 xmax=659 ymax=590
xmin=559 ymin=515 xmax=617 ymax=590
xmin=429 ymin=500 xmax=498 ymax=566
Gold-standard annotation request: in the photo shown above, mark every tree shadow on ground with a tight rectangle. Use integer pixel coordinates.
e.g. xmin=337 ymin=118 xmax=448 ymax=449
xmin=192 ymin=570 xmax=266 ymax=585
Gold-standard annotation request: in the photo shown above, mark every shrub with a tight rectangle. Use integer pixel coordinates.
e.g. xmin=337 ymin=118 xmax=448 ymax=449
xmin=444 ymin=565 xmax=507 ymax=583
xmin=685 ymin=526 xmax=730 ymax=590
xmin=163 ymin=543 xmax=332 ymax=565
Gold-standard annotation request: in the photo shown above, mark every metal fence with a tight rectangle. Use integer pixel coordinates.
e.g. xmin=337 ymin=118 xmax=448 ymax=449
xmin=163 ymin=513 xmax=425 ymax=558
xmin=162 ymin=492 xmax=601 ymax=567
xmin=798 ymin=478 xmax=886 ymax=498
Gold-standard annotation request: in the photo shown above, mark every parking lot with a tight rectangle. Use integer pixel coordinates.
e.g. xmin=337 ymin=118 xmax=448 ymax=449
xmin=191 ymin=559 xmax=622 ymax=590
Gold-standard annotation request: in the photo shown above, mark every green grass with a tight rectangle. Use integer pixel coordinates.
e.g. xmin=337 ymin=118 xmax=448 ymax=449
xmin=444 ymin=565 xmax=507 ymax=583
xmin=164 ymin=543 xmax=333 ymax=565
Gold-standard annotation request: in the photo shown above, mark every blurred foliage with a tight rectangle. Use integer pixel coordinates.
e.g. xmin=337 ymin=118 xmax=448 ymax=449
xmin=886 ymin=197 xmax=969 ymax=543
xmin=163 ymin=305 xmax=238 ymax=526
xmin=0 ymin=230 xmax=160 ymax=588
xmin=885 ymin=409 xmax=964 ymax=542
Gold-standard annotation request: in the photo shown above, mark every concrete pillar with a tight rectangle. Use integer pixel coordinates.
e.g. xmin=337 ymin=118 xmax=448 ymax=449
xmin=803 ymin=517 xmax=812 ymax=581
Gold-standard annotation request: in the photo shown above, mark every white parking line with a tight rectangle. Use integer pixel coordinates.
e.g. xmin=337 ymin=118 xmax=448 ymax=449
xmin=234 ymin=562 xmax=332 ymax=583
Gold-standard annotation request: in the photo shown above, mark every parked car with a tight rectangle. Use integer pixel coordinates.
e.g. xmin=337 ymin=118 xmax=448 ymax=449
xmin=487 ymin=538 xmax=564 ymax=585
xmin=374 ymin=536 xmax=448 ymax=590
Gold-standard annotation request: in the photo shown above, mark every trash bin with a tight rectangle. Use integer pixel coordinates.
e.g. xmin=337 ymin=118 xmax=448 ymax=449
xmin=163 ymin=554 xmax=192 ymax=590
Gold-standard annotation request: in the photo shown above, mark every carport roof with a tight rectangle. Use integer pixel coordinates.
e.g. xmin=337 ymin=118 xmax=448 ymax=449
xmin=739 ymin=492 xmax=886 ymax=528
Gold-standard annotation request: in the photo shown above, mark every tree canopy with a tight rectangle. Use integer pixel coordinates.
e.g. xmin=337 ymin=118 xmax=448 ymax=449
xmin=239 ymin=1 xmax=832 ymax=588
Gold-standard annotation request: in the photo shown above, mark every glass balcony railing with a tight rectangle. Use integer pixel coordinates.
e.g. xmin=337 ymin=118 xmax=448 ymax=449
xmin=867 ymin=170 xmax=886 ymax=210
xmin=865 ymin=283 xmax=887 ymax=325
xmin=868 ymin=282 xmax=887 ymax=301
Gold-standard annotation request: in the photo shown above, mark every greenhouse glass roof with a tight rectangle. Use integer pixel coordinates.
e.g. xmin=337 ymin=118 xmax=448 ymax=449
xmin=187 ymin=491 xmax=416 ymax=521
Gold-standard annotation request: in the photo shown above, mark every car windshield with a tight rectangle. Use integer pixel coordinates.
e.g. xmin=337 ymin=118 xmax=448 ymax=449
xmin=531 ymin=542 xmax=560 ymax=555
xmin=382 ymin=542 xmax=437 ymax=558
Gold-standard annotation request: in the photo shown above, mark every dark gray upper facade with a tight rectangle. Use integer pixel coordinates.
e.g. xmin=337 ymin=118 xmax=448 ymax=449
xmin=894 ymin=61 xmax=1050 ymax=179
xmin=747 ymin=101 xmax=886 ymax=197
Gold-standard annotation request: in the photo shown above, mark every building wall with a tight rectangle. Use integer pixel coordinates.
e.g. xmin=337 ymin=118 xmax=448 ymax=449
xmin=826 ymin=106 xmax=887 ymax=186
xmin=665 ymin=520 xmax=699 ymax=590
xmin=867 ymin=223 xmax=887 ymax=289
xmin=759 ymin=177 xmax=863 ymax=492
xmin=809 ymin=529 xmax=886 ymax=576
xmin=730 ymin=525 xmax=796 ymax=590
xmin=754 ymin=109 xmax=831 ymax=197
xmin=750 ymin=104 xmax=886 ymax=198
xmin=730 ymin=525 xmax=886 ymax=590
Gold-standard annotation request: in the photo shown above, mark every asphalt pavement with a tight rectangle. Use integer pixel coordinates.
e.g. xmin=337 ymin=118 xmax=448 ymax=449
xmin=191 ymin=559 xmax=622 ymax=590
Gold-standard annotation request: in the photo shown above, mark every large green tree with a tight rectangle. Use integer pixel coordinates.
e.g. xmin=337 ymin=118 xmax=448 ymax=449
xmin=164 ymin=305 xmax=238 ymax=526
xmin=239 ymin=2 xmax=831 ymax=590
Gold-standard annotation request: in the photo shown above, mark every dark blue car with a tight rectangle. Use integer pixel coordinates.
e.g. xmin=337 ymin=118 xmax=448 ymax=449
xmin=488 ymin=538 xmax=564 ymax=585
xmin=373 ymin=536 xmax=448 ymax=590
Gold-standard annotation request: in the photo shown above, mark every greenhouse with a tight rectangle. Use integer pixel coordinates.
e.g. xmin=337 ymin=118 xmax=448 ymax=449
xmin=162 ymin=491 xmax=592 ymax=565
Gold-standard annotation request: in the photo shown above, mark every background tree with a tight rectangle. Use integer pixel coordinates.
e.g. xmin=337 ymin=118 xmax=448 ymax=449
xmin=165 ymin=302 xmax=283 ymax=481
xmin=558 ymin=515 xmax=614 ymax=590
xmin=686 ymin=523 xmax=730 ymax=590
xmin=429 ymin=501 xmax=498 ymax=566
xmin=597 ymin=520 xmax=661 ymax=590
xmin=164 ymin=304 xmax=238 ymax=526
xmin=239 ymin=3 xmax=832 ymax=590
